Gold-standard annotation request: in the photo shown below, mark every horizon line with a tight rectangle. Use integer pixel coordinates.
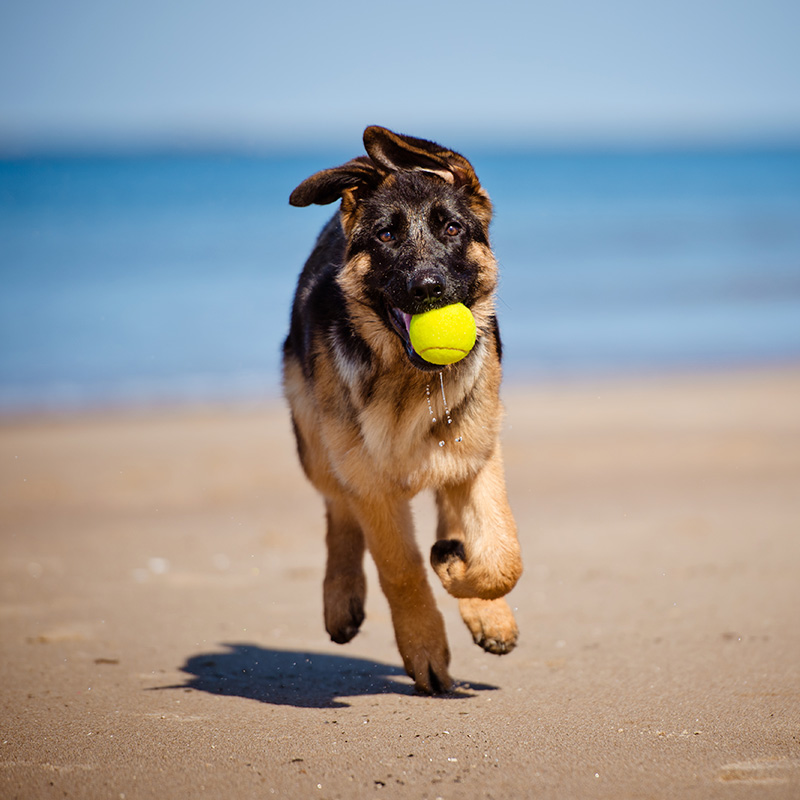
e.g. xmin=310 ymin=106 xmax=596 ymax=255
xmin=2 ymin=128 xmax=800 ymax=160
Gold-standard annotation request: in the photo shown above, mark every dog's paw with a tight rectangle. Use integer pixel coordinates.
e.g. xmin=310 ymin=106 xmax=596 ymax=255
xmin=324 ymin=574 xmax=366 ymax=644
xmin=393 ymin=607 xmax=452 ymax=694
xmin=404 ymin=642 xmax=453 ymax=694
xmin=430 ymin=538 xmax=521 ymax=600
xmin=458 ymin=597 xmax=518 ymax=655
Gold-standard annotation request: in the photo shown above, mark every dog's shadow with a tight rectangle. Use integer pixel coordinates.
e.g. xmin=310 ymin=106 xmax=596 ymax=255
xmin=155 ymin=643 xmax=497 ymax=708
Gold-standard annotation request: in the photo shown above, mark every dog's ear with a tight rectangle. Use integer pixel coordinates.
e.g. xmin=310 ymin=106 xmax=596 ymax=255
xmin=289 ymin=156 xmax=381 ymax=207
xmin=363 ymin=126 xmax=479 ymax=188
xmin=363 ymin=126 xmax=492 ymax=226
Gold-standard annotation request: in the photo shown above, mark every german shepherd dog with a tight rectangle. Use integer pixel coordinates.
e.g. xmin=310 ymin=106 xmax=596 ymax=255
xmin=283 ymin=126 xmax=522 ymax=693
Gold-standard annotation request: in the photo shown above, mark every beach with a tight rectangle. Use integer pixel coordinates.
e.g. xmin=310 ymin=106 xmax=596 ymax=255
xmin=1 ymin=366 xmax=799 ymax=799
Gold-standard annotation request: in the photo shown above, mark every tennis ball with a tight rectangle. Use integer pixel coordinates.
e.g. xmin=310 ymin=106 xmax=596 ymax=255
xmin=409 ymin=303 xmax=477 ymax=365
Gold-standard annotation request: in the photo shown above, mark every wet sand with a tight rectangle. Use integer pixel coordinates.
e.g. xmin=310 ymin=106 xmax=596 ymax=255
xmin=1 ymin=367 xmax=799 ymax=798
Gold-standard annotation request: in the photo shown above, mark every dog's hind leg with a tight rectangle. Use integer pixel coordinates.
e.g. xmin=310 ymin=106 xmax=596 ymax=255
xmin=350 ymin=495 xmax=452 ymax=694
xmin=323 ymin=497 xmax=367 ymax=644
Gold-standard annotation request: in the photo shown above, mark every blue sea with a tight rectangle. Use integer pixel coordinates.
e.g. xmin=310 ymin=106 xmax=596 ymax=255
xmin=1 ymin=146 xmax=799 ymax=412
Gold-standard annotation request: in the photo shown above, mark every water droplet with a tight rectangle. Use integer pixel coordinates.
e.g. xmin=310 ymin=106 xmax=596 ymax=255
xmin=455 ymin=436 xmax=463 ymax=443
xmin=438 ymin=372 xmax=452 ymax=426
xmin=427 ymin=375 xmax=460 ymax=445
xmin=425 ymin=383 xmax=435 ymax=420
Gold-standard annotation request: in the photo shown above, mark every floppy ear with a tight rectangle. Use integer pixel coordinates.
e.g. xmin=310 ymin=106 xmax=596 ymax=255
xmin=363 ymin=126 xmax=482 ymax=189
xmin=289 ymin=156 xmax=381 ymax=207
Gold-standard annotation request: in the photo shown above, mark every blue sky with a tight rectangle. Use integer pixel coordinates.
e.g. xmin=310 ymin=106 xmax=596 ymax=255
xmin=1 ymin=0 xmax=799 ymax=150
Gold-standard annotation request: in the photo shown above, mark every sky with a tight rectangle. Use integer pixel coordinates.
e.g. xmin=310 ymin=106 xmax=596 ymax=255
xmin=1 ymin=0 xmax=800 ymax=151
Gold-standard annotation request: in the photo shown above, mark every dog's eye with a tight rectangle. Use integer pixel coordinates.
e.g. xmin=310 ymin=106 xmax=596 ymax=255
xmin=377 ymin=229 xmax=395 ymax=243
xmin=444 ymin=222 xmax=462 ymax=237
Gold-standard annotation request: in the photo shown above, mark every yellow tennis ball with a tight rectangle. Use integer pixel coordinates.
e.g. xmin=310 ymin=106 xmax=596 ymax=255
xmin=409 ymin=303 xmax=477 ymax=365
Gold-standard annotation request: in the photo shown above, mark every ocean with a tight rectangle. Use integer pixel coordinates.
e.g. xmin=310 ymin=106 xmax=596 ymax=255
xmin=1 ymin=146 xmax=799 ymax=412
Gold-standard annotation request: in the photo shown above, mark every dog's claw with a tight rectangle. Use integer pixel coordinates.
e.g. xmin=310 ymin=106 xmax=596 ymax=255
xmin=410 ymin=660 xmax=452 ymax=695
xmin=474 ymin=633 xmax=517 ymax=655
xmin=426 ymin=665 xmax=451 ymax=695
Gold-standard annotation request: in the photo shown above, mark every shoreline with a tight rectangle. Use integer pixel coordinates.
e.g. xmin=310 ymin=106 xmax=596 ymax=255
xmin=3 ymin=357 xmax=799 ymax=424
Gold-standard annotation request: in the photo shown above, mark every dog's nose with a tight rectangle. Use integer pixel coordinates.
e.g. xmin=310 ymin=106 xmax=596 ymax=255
xmin=408 ymin=269 xmax=446 ymax=305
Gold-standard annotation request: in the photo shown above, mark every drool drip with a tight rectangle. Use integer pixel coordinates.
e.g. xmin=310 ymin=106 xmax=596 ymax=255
xmin=426 ymin=372 xmax=462 ymax=446
xmin=425 ymin=384 xmax=437 ymax=423
xmin=439 ymin=371 xmax=452 ymax=427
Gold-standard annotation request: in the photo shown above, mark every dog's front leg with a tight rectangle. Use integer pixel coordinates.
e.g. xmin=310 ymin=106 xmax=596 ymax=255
xmin=350 ymin=495 xmax=452 ymax=694
xmin=431 ymin=446 xmax=522 ymax=654
xmin=432 ymin=444 xmax=522 ymax=600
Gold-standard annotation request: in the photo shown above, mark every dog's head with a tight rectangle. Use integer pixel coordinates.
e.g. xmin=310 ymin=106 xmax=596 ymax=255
xmin=290 ymin=126 xmax=498 ymax=371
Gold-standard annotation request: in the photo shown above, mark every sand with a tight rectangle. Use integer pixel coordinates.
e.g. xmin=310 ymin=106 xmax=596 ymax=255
xmin=1 ymin=367 xmax=799 ymax=799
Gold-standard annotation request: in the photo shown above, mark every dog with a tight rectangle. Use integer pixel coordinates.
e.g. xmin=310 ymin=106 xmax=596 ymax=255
xmin=283 ymin=126 xmax=522 ymax=693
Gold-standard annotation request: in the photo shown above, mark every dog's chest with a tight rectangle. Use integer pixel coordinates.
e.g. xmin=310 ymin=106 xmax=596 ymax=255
xmin=353 ymin=380 xmax=485 ymax=493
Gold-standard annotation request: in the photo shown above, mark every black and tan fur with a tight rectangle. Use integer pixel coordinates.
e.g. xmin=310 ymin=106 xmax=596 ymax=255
xmin=283 ymin=126 xmax=522 ymax=693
